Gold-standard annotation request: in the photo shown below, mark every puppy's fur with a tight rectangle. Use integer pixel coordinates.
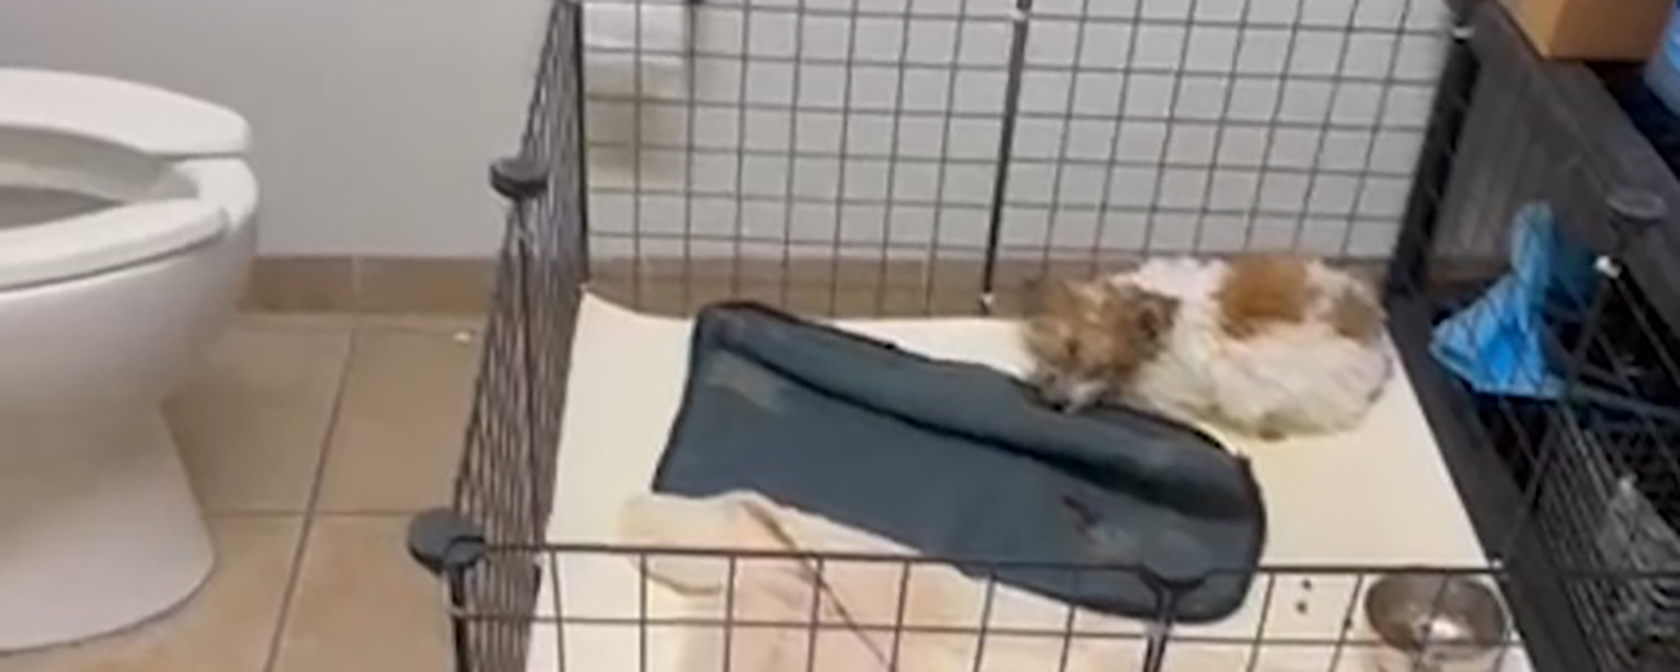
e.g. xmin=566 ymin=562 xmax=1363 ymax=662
xmin=1022 ymin=255 xmax=1393 ymax=438
xmin=1022 ymin=277 xmax=1179 ymax=409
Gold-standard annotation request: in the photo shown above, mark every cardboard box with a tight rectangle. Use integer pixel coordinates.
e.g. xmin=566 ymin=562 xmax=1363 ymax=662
xmin=1502 ymin=0 xmax=1674 ymax=61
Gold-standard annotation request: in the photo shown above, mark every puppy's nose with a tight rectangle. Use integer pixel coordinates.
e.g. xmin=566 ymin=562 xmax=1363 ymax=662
xmin=1038 ymin=389 xmax=1075 ymax=412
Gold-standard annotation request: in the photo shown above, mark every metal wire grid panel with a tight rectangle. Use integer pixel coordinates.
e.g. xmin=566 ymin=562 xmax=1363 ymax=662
xmin=443 ymin=0 xmax=589 ymax=669
xmin=416 ymin=2 xmax=1680 ymax=672
xmin=1405 ymin=258 xmax=1680 ymax=672
xmin=519 ymin=550 xmax=1539 ymax=672
xmin=1380 ymin=7 xmax=1680 ymax=671
xmin=579 ymin=0 xmax=1452 ymax=315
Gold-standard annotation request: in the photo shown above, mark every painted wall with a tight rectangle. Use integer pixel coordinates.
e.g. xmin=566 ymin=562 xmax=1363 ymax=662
xmin=0 ymin=0 xmax=548 ymax=257
xmin=1 ymin=0 xmax=1448 ymax=260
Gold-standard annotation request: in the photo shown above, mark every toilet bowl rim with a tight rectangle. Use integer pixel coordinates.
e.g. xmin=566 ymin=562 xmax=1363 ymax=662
xmin=0 ymin=157 xmax=257 ymax=292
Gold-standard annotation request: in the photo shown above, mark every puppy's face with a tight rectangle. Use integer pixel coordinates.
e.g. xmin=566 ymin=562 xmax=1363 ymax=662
xmin=1021 ymin=278 xmax=1179 ymax=412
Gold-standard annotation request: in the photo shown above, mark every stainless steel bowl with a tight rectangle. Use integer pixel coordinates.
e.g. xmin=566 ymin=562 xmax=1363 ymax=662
xmin=1364 ymin=573 xmax=1510 ymax=672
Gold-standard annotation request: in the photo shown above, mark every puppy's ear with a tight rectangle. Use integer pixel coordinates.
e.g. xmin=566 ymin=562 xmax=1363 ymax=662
xmin=1108 ymin=286 xmax=1179 ymax=338
xmin=1137 ymin=292 xmax=1181 ymax=338
xmin=1025 ymin=276 xmax=1078 ymax=317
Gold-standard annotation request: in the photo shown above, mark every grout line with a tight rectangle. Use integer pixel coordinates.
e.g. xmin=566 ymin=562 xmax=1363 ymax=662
xmin=309 ymin=507 xmax=447 ymax=518
xmin=204 ymin=509 xmax=313 ymax=519
xmin=240 ymin=312 xmax=486 ymax=337
xmin=351 ymin=319 xmax=487 ymax=336
xmin=233 ymin=314 xmax=360 ymax=332
xmin=259 ymin=325 xmax=362 ymax=672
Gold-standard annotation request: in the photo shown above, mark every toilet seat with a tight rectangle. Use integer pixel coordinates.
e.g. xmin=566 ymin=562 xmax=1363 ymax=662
xmin=0 ymin=69 xmax=252 ymax=291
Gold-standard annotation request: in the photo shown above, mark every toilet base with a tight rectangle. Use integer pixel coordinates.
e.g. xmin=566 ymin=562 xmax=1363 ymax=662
xmin=0 ymin=409 xmax=214 ymax=651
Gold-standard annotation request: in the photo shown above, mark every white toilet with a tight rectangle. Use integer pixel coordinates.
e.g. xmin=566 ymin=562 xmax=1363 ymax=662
xmin=0 ymin=69 xmax=258 ymax=650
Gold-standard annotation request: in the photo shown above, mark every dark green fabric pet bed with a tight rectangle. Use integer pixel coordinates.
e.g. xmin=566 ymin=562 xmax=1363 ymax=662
xmin=651 ymin=302 xmax=1265 ymax=622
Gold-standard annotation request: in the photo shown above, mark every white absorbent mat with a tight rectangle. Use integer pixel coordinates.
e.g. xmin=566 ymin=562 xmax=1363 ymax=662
xmin=526 ymin=294 xmax=1533 ymax=672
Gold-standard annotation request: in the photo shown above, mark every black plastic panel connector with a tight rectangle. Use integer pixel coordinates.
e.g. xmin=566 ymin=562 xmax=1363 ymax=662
xmin=1607 ymin=187 xmax=1667 ymax=231
xmin=490 ymin=155 xmax=551 ymax=202
xmin=1140 ymin=545 xmax=1213 ymax=597
xmin=408 ymin=508 xmax=488 ymax=576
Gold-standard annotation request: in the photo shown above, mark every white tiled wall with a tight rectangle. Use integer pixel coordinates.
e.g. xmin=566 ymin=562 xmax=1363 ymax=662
xmin=582 ymin=0 xmax=1451 ymax=261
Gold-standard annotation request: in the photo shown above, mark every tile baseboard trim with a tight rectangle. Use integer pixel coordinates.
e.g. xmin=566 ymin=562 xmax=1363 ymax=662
xmin=243 ymin=257 xmax=493 ymax=316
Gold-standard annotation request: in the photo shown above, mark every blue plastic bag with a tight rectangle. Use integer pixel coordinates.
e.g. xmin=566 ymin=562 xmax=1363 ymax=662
xmin=1430 ymin=204 xmax=1597 ymax=398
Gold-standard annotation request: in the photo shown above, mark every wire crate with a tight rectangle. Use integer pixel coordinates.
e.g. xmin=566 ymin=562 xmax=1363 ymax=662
xmin=408 ymin=0 xmax=1680 ymax=670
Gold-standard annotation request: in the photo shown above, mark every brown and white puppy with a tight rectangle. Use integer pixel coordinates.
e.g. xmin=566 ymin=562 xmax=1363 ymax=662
xmin=1021 ymin=255 xmax=1393 ymax=438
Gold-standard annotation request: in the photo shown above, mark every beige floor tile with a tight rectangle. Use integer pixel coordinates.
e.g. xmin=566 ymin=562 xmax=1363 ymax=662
xmin=234 ymin=312 xmax=359 ymax=332
xmin=271 ymin=516 xmax=451 ymax=672
xmin=355 ymin=313 xmax=487 ymax=336
xmin=316 ymin=327 xmax=478 ymax=513
xmin=0 ymin=516 xmax=301 ymax=672
xmin=167 ymin=324 xmax=352 ymax=513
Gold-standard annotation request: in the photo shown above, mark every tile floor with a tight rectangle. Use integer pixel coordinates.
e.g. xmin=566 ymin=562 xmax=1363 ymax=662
xmin=1 ymin=313 xmax=483 ymax=672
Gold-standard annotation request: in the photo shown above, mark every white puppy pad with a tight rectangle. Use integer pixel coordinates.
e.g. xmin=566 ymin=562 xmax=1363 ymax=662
xmin=523 ymin=294 xmax=1530 ymax=672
